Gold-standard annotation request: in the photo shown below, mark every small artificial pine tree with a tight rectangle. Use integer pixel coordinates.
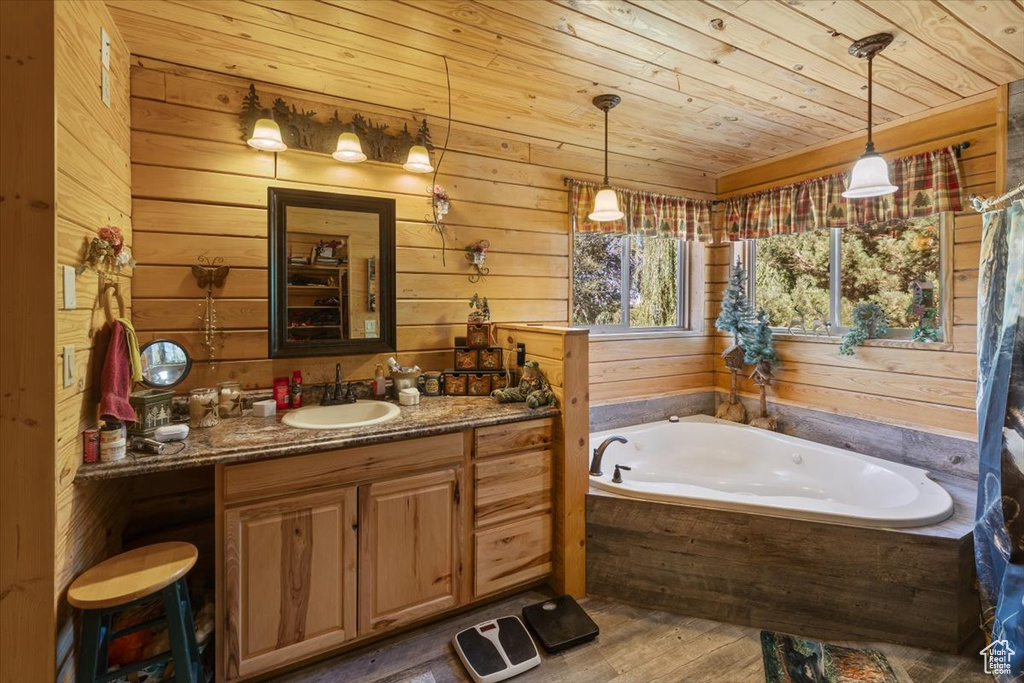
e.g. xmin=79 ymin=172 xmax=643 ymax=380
xmin=715 ymin=260 xmax=753 ymax=421
xmin=742 ymin=308 xmax=781 ymax=431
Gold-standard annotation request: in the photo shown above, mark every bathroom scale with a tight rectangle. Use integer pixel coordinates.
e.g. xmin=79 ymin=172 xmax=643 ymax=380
xmin=452 ymin=616 xmax=541 ymax=683
xmin=521 ymin=594 xmax=599 ymax=653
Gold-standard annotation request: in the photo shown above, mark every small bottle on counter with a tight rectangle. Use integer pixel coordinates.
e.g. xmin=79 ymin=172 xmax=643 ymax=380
xmin=217 ymin=380 xmax=243 ymax=418
xmin=373 ymin=364 xmax=387 ymax=398
xmin=189 ymin=388 xmax=220 ymax=429
xmin=291 ymin=371 xmax=303 ymax=408
xmin=99 ymin=421 xmax=126 ymax=462
xmin=273 ymin=376 xmax=290 ymax=410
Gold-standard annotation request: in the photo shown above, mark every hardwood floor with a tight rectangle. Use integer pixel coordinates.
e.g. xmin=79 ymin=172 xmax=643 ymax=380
xmin=274 ymin=589 xmax=990 ymax=682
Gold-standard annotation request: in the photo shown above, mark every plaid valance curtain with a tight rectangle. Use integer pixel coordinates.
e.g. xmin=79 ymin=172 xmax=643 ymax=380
xmin=721 ymin=146 xmax=963 ymax=242
xmin=567 ymin=178 xmax=713 ymax=242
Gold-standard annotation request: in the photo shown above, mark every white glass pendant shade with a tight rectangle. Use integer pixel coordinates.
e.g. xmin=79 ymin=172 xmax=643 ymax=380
xmin=247 ymin=118 xmax=287 ymax=152
xmin=842 ymin=152 xmax=897 ymax=199
xmin=332 ymin=132 xmax=367 ymax=163
xmin=403 ymin=145 xmax=434 ymax=173
xmin=588 ymin=186 xmax=624 ymax=222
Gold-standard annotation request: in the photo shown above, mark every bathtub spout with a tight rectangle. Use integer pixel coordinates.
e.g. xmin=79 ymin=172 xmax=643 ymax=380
xmin=590 ymin=436 xmax=628 ymax=476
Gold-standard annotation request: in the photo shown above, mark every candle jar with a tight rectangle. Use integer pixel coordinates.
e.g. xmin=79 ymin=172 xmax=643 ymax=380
xmin=217 ymin=380 xmax=243 ymax=418
xmin=189 ymin=388 xmax=220 ymax=429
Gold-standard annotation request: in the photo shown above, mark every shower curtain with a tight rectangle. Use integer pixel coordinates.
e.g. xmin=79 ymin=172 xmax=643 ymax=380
xmin=975 ymin=198 xmax=1024 ymax=682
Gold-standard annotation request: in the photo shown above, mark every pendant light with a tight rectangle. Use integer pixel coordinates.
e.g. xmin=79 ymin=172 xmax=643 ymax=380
xmin=842 ymin=33 xmax=898 ymax=199
xmin=589 ymin=94 xmax=624 ymax=222
xmin=247 ymin=118 xmax=287 ymax=152
xmin=332 ymin=131 xmax=366 ymax=163
xmin=403 ymin=145 xmax=434 ymax=173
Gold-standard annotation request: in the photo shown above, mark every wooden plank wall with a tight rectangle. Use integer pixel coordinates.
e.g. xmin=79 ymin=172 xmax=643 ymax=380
xmin=127 ymin=59 xmax=714 ymax=391
xmin=53 ymin=2 xmax=133 ymax=679
xmin=0 ymin=3 xmax=58 ymax=681
xmin=713 ymin=95 xmax=999 ymax=440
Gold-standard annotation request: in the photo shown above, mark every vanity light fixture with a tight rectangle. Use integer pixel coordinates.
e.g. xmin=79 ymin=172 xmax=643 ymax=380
xmin=332 ymin=131 xmax=367 ymax=163
xmin=403 ymin=144 xmax=434 ymax=173
xmin=842 ymin=33 xmax=898 ymax=199
xmin=588 ymin=94 xmax=624 ymax=222
xmin=247 ymin=118 xmax=287 ymax=152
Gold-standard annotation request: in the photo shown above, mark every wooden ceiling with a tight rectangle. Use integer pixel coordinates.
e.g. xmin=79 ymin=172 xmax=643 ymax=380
xmin=107 ymin=0 xmax=1023 ymax=182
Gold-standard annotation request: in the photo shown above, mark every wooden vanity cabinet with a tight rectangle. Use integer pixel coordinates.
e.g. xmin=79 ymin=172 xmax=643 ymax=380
xmin=222 ymin=486 xmax=358 ymax=680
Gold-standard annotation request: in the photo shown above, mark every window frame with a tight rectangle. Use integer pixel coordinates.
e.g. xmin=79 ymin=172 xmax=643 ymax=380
xmin=739 ymin=213 xmax=952 ymax=342
xmin=572 ymin=232 xmax=692 ymax=334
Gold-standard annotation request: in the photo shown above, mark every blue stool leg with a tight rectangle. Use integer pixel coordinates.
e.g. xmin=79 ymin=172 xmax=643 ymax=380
xmin=78 ymin=610 xmax=103 ymax=683
xmin=162 ymin=579 xmax=200 ymax=683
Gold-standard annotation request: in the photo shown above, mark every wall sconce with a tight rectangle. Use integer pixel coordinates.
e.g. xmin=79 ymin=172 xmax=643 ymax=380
xmin=403 ymin=145 xmax=434 ymax=174
xmin=332 ymin=132 xmax=366 ymax=163
xmin=247 ymin=118 xmax=287 ymax=152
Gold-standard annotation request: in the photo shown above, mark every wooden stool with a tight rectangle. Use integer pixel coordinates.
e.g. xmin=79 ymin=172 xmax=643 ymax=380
xmin=68 ymin=542 xmax=202 ymax=683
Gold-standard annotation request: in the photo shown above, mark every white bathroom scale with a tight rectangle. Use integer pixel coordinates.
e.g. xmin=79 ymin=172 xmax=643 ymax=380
xmin=452 ymin=616 xmax=541 ymax=683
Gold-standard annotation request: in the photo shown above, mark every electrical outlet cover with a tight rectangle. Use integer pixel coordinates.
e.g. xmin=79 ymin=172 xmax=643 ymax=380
xmin=63 ymin=265 xmax=76 ymax=310
xmin=365 ymin=319 xmax=377 ymax=337
xmin=63 ymin=345 xmax=75 ymax=388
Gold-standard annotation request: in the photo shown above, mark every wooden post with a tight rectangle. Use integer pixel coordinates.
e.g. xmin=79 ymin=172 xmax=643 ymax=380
xmin=0 ymin=2 xmax=58 ymax=679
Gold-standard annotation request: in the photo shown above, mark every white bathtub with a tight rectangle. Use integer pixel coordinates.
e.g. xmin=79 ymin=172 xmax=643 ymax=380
xmin=589 ymin=415 xmax=954 ymax=528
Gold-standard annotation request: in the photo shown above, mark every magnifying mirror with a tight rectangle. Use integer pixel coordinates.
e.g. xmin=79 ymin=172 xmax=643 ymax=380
xmin=139 ymin=339 xmax=192 ymax=389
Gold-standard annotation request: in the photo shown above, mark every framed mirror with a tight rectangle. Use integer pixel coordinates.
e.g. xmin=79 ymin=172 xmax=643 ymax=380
xmin=139 ymin=339 xmax=192 ymax=388
xmin=268 ymin=188 xmax=397 ymax=358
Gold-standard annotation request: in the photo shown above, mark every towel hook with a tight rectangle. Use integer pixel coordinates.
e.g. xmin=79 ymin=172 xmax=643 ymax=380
xmin=103 ymin=280 xmax=125 ymax=323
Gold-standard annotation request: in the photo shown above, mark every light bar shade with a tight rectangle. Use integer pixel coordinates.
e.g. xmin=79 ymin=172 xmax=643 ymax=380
xmin=842 ymin=152 xmax=897 ymax=199
xmin=588 ymin=186 xmax=624 ymax=222
xmin=332 ymin=132 xmax=366 ymax=163
xmin=247 ymin=118 xmax=287 ymax=152
xmin=403 ymin=145 xmax=434 ymax=173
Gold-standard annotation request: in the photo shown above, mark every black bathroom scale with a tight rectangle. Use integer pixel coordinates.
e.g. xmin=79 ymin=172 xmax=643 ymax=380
xmin=452 ymin=615 xmax=541 ymax=683
xmin=521 ymin=594 xmax=599 ymax=653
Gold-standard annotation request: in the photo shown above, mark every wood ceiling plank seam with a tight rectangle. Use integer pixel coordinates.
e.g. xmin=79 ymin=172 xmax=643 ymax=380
xmin=471 ymin=0 xmax=867 ymax=133
xmin=572 ymin=0 xmax=931 ymax=115
xmin=932 ymin=0 xmax=1024 ymax=64
xmin=761 ymin=0 xmax=999 ymax=96
xmin=636 ymin=0 xmax=961 ymax=111
xmin=259 ymin=0 xmax=832 ymax=151
xmin=857 ymin=0 xmax=1023 ymax=84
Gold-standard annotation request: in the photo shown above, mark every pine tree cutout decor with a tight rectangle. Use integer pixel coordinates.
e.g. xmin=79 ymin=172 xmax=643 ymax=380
xmin=715 ymin=260 xmax=753 ymax=422
xmin=743 ymin=308 xmax=781 ymax=431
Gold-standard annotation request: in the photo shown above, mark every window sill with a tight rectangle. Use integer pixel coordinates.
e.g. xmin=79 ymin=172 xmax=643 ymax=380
xmin=587 ymin=328 xmax=705 ymax=341
xmin=769 ymin=330 xmax=953 ymax=352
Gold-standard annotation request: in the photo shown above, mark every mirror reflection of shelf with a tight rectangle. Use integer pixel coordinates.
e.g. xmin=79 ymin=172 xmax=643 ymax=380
xmin=288 ymin=264 xmax=348 ymax=272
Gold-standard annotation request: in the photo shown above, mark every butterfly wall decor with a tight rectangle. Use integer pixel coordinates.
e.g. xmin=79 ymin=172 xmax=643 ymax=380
xmin=191 ymin=255 xmax=230 ymax=292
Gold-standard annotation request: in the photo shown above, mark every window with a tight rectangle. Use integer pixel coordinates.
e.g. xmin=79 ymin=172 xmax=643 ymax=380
xmin=572 ymin=233 xmax=688 ymax=330
xmin=744 ymin=215 xmax=947 ymax=337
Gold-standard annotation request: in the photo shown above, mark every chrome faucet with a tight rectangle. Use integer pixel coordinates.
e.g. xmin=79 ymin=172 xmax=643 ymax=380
xmin=590 ymin=436 xmax=628 ymax=476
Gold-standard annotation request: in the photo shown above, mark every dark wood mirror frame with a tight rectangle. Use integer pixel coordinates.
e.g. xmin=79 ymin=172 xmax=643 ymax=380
xmin=268 ymin=187 xmax=397 ymax=358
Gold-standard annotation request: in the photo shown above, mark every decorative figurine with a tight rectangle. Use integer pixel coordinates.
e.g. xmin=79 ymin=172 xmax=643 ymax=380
xmin=714 ymin=260 xmax=752 ymax=423
xmin=786 ymin=307 xmax=807 ymax=335
xmin=491 ymin=361 xmax=554 ymax=409
xmin=809 ymin=307 xmax=832 ymax=338
xmin=742 ymin=308 xmax=781 ymax=431
xmin=77 ymin=226 xmax=135 ymax=275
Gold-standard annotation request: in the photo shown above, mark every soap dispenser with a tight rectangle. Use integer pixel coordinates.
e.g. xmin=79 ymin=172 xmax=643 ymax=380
xmin=373 ymin=364 xmax=386 ymax=399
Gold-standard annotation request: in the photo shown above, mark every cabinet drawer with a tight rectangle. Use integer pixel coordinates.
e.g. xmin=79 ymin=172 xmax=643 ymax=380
xmin=475 ymin=449 xmax=552 ymax=528
xmin=223 ymin=432 xmax=464 ymax=506
xmin=474 ymin=514 xmax=552 ymax=598
xmin=475 ymin=418 xmax=554 ymax=458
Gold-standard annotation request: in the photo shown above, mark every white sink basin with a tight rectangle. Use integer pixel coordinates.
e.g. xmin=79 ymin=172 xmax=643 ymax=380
xmin=282 ymin=400 xmax=401 ymax=430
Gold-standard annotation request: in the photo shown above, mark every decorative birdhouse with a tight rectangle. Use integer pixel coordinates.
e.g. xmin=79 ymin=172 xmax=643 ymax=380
xmin=722 ymin=343 xmax=746 ymax=370
xmin=911 ymin=277 xmax=935 ymax=308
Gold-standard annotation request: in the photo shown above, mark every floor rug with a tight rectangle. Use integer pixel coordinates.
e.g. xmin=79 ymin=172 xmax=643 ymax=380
xmin=761 ymin=631 xmax=900 ymax=683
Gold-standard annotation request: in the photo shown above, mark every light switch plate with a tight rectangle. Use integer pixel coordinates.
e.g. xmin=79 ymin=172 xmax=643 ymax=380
xmin=364 ymin=319 xmax=377 ymax=337
xmin=100 ymin=27 xmax=110 ymax=68
xmin=63 ymin=345 xmax=75 ymax=388
xmin=101 ymin=69 xmax=111 ymax=107
xmin=63 ymin=265 xmax=76 ymax=310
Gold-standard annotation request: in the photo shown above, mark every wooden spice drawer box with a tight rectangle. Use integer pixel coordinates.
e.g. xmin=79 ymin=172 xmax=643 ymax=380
xmin=474 ymin=449 xmax=552 ymax=528
xmin=475 ymin=417 xmax=554 ymax=458
xmin=474 ymin=514 xmax=553 ymax=598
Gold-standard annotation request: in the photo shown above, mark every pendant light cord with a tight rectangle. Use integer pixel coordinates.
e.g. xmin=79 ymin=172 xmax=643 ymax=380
xmin=431 ymin=56 xmax=452 ymax=266
xmin=865 ymin=54 xmax=874 ymax=154
xmin=603 ymin=106 xmax=610 ymax=184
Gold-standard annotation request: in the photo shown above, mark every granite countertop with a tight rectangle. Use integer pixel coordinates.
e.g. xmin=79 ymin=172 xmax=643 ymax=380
xmin=76 ymin=397 xmax=559 ymax=481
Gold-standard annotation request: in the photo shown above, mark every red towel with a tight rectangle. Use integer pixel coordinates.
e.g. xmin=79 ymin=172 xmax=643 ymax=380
xmin=99 ymin=320 xmax=136 ymax=424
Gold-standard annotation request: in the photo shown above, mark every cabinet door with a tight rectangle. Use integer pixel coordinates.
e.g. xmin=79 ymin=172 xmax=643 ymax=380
xmin=359 ymin=468 xmax=463 ymax=634
xmin=224 ymin=487 xmax=357 ymax=680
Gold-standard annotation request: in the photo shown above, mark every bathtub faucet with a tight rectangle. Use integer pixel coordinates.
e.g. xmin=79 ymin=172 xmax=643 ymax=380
xmin=590 ymin=436 xmax=628 ymax=477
